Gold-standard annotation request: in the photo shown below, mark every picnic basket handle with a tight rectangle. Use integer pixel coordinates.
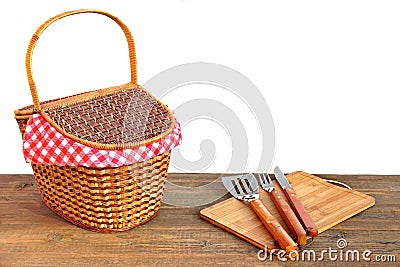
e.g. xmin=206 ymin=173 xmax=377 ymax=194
xmin=25 ymin=9 xmax=137 ymax=112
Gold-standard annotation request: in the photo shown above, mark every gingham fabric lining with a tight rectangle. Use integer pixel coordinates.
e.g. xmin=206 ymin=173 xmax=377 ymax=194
xmin=23 ymin=114 xmax=181 ymax=168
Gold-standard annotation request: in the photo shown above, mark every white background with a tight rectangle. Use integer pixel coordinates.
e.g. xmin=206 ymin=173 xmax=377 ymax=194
xmin=1 ymin=0 xmax=400 ymax=174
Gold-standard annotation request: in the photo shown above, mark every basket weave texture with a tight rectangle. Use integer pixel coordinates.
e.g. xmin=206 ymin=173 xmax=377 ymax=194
xmin=14 ymin=9 xmax=177 ymax=232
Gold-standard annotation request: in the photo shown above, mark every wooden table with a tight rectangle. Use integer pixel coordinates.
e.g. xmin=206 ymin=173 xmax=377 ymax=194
xmin=0 ymin=174 xmax=399 ymax=266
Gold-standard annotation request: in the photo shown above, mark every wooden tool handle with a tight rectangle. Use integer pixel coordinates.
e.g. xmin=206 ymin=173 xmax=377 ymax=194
xmin=249 ymin=199 xmax=298 ymax=253
xmin=269 ymin=189 xmax=307 ymax=245
xmin=283 ymin=188 xmax=318 ymax=237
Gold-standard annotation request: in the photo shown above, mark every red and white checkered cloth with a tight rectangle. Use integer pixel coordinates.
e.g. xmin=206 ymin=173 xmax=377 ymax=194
xmin=23 ymin=114 xmax=182 ymax=168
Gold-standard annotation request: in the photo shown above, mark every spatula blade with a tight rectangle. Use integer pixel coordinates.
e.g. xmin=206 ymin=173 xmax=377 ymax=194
xmin=221 ymin=174 xmax=259 ymax=201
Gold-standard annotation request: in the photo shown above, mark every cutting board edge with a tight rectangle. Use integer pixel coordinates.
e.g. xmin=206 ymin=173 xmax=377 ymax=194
xmin=317 ymin=196 xmax=376 ymax=233
xmin=199 ymin=213 xmax=267 ymax=251
xmin=200 ymin=197 xmax=234 ymax=214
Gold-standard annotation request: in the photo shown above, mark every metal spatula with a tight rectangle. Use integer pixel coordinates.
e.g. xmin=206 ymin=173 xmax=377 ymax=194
xmin=222 ymin=174 xmax=298 ymax=253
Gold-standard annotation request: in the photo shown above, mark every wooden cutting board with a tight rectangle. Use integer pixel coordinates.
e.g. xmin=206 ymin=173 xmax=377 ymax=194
xmin=200 ymin=171 xmax=375 ymax=251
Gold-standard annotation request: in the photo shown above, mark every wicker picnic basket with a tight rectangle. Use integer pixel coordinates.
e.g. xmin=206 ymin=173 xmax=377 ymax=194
xmin=13 ymin=10 xmax=181 ymax=232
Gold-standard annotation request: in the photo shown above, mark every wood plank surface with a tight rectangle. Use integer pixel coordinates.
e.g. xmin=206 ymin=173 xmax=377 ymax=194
xmin=0 ymin=173 xmax=399 ymax=266
xmin=200 ymin=172 xmax=375 ymax=251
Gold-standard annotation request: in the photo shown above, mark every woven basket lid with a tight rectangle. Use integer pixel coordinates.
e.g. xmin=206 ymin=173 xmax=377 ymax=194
xmin=17 ymin=84 xmax=175 ymax=150
xmin=16 ymin=10 xmax=176 ymax=150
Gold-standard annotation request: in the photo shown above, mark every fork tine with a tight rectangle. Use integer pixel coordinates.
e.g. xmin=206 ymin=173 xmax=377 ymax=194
xmin=261 ymin=173 xmax=274 ymax=192
xmin=266 ymin=174 xmax=274 ymax=185
xmin=259 ymin=173 xmax=267 ymax=184
xmin=256 ymin=173 xmax=263 ymax=184
xmin=263 ymin=173 xmax=270 ymax=183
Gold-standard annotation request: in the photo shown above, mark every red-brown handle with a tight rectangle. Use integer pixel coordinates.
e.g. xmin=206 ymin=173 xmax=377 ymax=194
xmin=283 ymin=188 xmax=318 ymax=237
xmin=249 ymin=199 xmax=298 ymax=253
xmin=269 ymin=189 xmax=307 ymax=245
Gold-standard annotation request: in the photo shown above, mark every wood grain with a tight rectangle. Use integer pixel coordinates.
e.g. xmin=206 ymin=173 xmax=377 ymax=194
xmin=283 ymin=187 xmax=319 ymax=237
xmin=0 ymin=173 xmax=399 ymax=267
xmin=200 ymin=172 xmax=375 ymax=251
xmin=249 ymin=199 xmax=297 ymax=253
xmin=269 ymin=188 xmax=307 ymax=245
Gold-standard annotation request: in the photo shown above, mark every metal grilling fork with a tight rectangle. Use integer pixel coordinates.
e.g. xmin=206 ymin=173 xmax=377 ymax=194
xmin=221 ymin=174 xmax=297 ymax=253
